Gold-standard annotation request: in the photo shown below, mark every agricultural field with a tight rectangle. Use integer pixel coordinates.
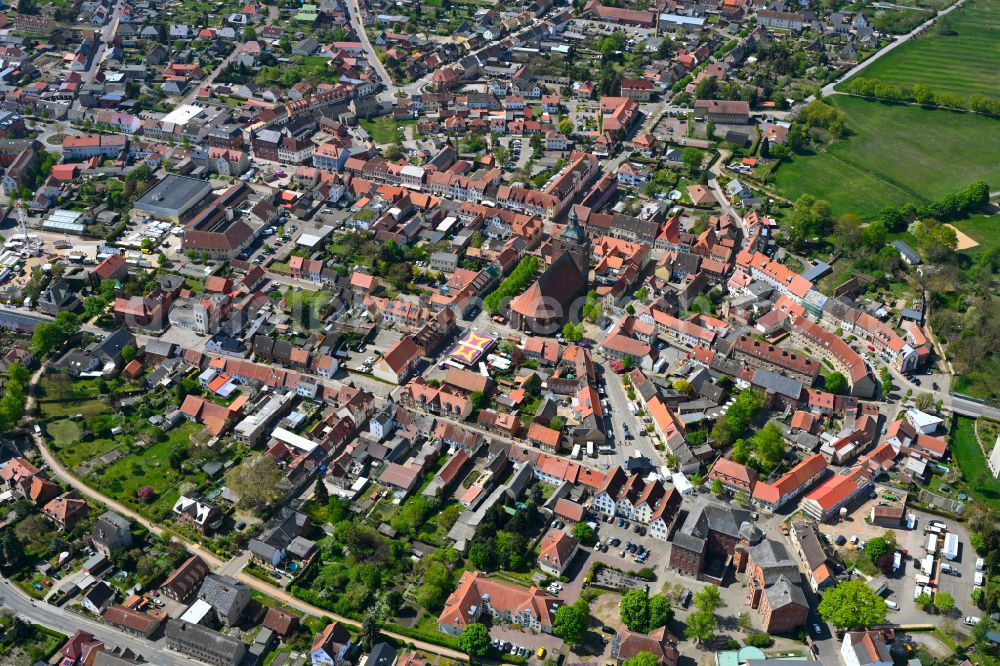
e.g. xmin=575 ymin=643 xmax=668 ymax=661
xmin=772 ymin=96 xmax=1000 ymax=217
xmin=842 ymin=0 xmax=1000 ymax=99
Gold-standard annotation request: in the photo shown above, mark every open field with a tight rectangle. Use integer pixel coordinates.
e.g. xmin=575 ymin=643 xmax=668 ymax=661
xmin=771 ymin=148 xmax=913 ymax=218
xmin=772 ymin=96 xmax=1000 ymax=217
xmin=951 ymin=415 xmax=1000 ymax=512
xmin=842 ymin=0 xmax=1000 ymax=99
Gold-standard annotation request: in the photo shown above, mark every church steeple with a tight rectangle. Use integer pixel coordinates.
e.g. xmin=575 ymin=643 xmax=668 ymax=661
xmin=556 ymin=207 xmax=590 ymax=281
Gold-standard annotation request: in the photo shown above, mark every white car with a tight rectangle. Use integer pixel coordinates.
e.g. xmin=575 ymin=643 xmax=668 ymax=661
xmin=965 ymin=616 xmax=981 ymax=626
xmin=976 ymin=557 xmax=985 ymax=572
xmin=975 ymin=572 xmax=984 ymax=586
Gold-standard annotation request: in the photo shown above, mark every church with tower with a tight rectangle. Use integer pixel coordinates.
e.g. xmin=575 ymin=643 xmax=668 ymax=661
xmin=507 ymin=211 xmax=590 ymax=333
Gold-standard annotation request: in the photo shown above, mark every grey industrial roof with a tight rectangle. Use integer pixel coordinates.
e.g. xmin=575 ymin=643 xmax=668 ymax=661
xmin=166 ymin=620 xmax=246 ymax=659
xmin=134 ymin=175 xmax=213 ymax=218
xmin=752 ymin=368 xmax=803 ymax=399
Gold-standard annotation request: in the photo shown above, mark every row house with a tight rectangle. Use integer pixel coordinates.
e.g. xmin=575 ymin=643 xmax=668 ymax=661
xmin=751 ymin=453 xmax=827 ymax=513
xmin=706 ymin=458 xmax=758 ymax=495
xmin=400 ymin=376 xmax=473 ymax=420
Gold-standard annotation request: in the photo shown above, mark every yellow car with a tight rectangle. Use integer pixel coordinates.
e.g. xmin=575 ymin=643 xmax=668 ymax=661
xmin=536 ymin=648 xmax=546 ymax=659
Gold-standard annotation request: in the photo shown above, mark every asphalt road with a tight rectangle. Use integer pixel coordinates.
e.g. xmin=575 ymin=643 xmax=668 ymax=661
xmin=342 ymin=0 xmax=398 ymax=102
xmin=0 ymin=578 xmax=200 ymax=666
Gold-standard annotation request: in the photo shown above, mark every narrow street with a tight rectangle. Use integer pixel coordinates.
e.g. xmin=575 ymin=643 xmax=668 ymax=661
xmin=342 ymin=0 xmax=398 ymax=101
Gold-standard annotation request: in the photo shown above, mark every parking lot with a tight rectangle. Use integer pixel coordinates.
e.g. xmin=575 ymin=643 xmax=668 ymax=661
xmin=818 ymin=506 xmax=979 ymax=627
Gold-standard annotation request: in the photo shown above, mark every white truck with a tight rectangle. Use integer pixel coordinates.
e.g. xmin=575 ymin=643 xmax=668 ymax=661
xmin=892 ymin=551 xmax=902 ymax=573
xmin=587 ymin=441 xmax=595 ymax=458
xmin=926 ymin=534 xmax=938 ymax=554
xmin=628 ymin=402 xmax=638 ymax=416
xmin=942 ymin=533 xmax=960 ymax=561
xmin=571 ymin=443 xmax=582 ymax=460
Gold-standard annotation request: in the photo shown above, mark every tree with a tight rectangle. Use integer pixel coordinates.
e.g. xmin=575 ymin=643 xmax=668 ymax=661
xmin=879 ymin=366 xmax=893 ymax=393
xmin=121 ymin=344 xmax=137 ymax=364
xmin=313 ymin=478 xmax=329 ymax=505
xmin=0 ymin=530 xmax=24 ymax=572
xmin=553 ymin=600 xmax=589 ymax=646
xmin=224 ymin=455 xmax=286 ymax=512
xmin=686 ymin=608 xmax=717 ymax=643
xmin=549 ymin=416 xmax=566 ymax=431
xmin=723 ymin=388 xmax=764 ymax=440
xmin=915 ymin=591 xmax=933 ymax=611
xmin=649 ymin=594 xmax=673 ymax=629
xmin=620 ymin=589 xmax=652 ymax=632
xmin=914 ymin=392 xmax=935 ymax=412
xmin=864 ymin=536 xmax=890 ymax=563
xmin=469 ymin=391 xmax=489 ymax=410
xmin=711 ymin=416 xmax=735 ymax=448
xmin=818 ymin=580 xmax=888 ymax=629
xmin=459 ymin=623 xmax=491 ymax=655
xmin=623 ymin=653 xmax=659 ymax=666
xmin=825 ymin=371 xmax=848 ymax=395
xmin=681 ymin=147 xmax=703 ymax=175
xmin=933 ymin=591 xmax=954 ymax=614
xmin=573 ymin=522 xmax=594 ymax=543
xmin=416 ymin=562 xmax=452 ymax=612
xmin=747 ymin=422 xmax=786 ymax=472
xmin=136 ymin=486 xmax=155 ymax=503
xmin=709 ymin=477 xmax=725 ymax=496
xmin=736 ymin=612 xmax=752 ymax=632
xmin=562 ymin=322 xmax=585 ymax=343
xmin=361 ymin=613 xmax=380 ymax=652
xmin=694 ymin=585 xmax=721 ymax=612
xmin=558 ymin=119 xmax=574 ymax=136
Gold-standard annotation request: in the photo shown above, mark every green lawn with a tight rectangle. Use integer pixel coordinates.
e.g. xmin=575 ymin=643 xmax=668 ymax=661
xmin=46 ymin=418 xmax=118 ymax=470
xmin=360 ymin=117 xmax=412 ymax=145
xmin=950 ymin=415 xmax=1000 ymax=511
xmin=772 ymin=96 xmax=1000 ymax=217
xmin=842 ymin=0 xmax=1000 ymax=99
xmin=89 ymin=421 xmax=207 ymax=518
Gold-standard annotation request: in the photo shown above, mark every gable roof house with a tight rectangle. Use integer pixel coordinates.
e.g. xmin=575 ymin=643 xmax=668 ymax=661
xmin=438 ymin=571 xmax=558 ymax=636
xmin=91 ymin=511 xmax=132 ymax=556
xmin=198 ymin=574 xmax=251 ymax=626
xmin=537 ymin=531 xmax=579 ymax=576
xmin=43 ymin=491 xmax=89 ymax=530
xmin=161 ymin=555 xmax=212 ymax=602
xmin=311 ymin=621 xmax=354 ymax=665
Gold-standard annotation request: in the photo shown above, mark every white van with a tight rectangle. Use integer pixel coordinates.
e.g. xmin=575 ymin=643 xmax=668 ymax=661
xmin=886 ymin=601 xmax=899 ymax=610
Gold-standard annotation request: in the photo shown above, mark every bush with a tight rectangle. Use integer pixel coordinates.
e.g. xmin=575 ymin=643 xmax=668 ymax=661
xmin=745 ymin=633 xmax=773 ymax=648
xmin=635 ymin=567 xmax=655 ymax=580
